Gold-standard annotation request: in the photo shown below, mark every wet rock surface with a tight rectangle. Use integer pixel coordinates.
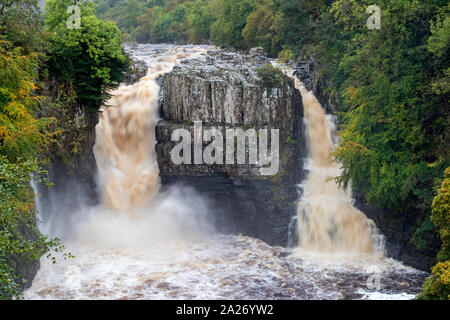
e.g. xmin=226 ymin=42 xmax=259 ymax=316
xmin=9 ymin=221 xmax=41 ymax=291
xmin=353 ymin=191 xmax=440 ymax=272
xmin=124 ymin=59 xmax=148 ymax=85
xmin=293 ymin=55 xmax=337 ymax=114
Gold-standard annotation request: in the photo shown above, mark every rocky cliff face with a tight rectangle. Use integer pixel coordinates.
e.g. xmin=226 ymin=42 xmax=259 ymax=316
xmin=354 ymin=191 xmax=440 ymax=271
xmin=124 ymin=58 xmax=148 ymax=85
xmin=294 ymin=55 xmax=337 ymax=114
xmin=156 ymin=49 xmax=306 ymax=246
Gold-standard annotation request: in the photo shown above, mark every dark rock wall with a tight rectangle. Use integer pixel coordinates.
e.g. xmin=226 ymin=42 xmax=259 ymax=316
xmin=8 ymin=221 xmax=41 ymax=291
xmin=354 ymin=191 xmax=439 ymax=271
xmin=294 ymin=55 xmax=337 ymax=114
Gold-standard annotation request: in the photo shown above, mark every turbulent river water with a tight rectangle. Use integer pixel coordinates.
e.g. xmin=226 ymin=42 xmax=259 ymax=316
xmin=25 ymin=44 xmax=427 ymax=300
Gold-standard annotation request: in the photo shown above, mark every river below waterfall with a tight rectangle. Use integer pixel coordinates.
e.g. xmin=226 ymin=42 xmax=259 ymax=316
xmin=25 ymin=233 xmax=425 ymax=300
xmin=25 ymin=44 xmax=427 ymax=300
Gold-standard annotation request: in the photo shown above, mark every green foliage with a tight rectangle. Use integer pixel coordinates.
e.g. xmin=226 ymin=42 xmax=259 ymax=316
xmin=431 ymin=168 xmax=450 ymax=262
xmin=242 ymin=3 xmax=279 ymax=56
xmin=270 ymin=0 xmax=309 ymax=53
xmin=210 ymin=0 xmax=260 ymax=49
xmin=93 ymin=0 xmax=313 ymax=57
xmin=151 ymin=3 xmax=191 ymax=43
xmin=427 ymin=5 xmax=450 ymax=59
xmin=44 ymin=0 xmax=96 ymax=31
xmin=45 ymin=0 xmax=129 ymax=111
xmin=0 ymin=0 xmax=44 ymax=52
xmin=418 ymin=261 xmax=450 ymax=300
xmin=186 ymin=0 xmax=216 ymax=44
xmin=0 ymin=41 xmax=53 ymax=161
xmin=277 ymin=48 xmax=295 ymax=63
xmin=0 ymin=156 xmax=71 ymax=299
xmin=427 ymin=4 xmax=450 ymax=97
xmin=329 ymin=1 xmax=449 ymax=229
xmin=41 ymin=83 xmax=87 ymax=169
xmin=0 ymin=37 xmax=70 ymax=299
xmin=419 ymin=169 xmax=450 ymax=300
xmin=257 ymin=63 xmax=284 ymax=89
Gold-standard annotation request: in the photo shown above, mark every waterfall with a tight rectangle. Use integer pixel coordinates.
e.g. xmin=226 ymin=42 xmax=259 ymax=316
xmin=93 ymin=75 xmax=161 ymax=214
xmin=24 ymin=46 xmax=423 ymax=300
xmin=290 ymin=75 xmax=385 ymax=256
xmin=30 ymin=180 xmax=45 ymax=234
xmin=93 ymin=52 xmax=207 ymax=215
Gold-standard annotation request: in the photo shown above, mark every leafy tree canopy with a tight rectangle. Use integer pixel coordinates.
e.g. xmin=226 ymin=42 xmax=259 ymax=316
xmin=45 ymin=0 xmax=129 ymax=111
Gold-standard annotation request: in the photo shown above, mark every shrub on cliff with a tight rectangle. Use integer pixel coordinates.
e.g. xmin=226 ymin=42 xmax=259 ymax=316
xmin=432 ymin=168 xmax=450 ymax=262
xmin=257 ymin=64 xmax=284 ymax=89
xmin=0 ymin=41 xmax=52 ymax=161
xmin=419 ymin=261 xmax=450 ymax=300
xmin=278 ymin=48 xmax=295 ymax=64
xmin=419 ymin=167 xmax=450 ymax=300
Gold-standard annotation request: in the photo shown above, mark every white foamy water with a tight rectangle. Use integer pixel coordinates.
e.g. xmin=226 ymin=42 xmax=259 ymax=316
xmin=25 ymin=45 xmax=426 ymax=300
xmin=25 ymin=230 xmax=425 ymax=300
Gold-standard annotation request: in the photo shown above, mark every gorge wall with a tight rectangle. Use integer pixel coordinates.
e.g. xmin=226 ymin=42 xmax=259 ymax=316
xmin=156 ymin=49 xmax=305 ymax=246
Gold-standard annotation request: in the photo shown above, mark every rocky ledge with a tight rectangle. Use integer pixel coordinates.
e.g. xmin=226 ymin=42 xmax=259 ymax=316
xmin=156 ymin=48 xmax=306 ymax=246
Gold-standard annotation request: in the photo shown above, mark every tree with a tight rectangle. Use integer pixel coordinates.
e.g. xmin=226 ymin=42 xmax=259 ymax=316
xmin=242 ymin=4 xmax=279 ymax=56
xmin=45 ymin=0 xmax=129 ymax=111
xmin=431 ymin=168 xmax=450 ymax=262
xmin=186 ymin=0 xmax=216 ymax=43
xmin=0 ymin=0 xmax=43 ymax=52
xmin=271 ymin=0 xmax=309 ymax=53
xmin=210 ymin=0 xmax=260 ymax=49
xmin=0 ymin=40 xmax=64 ymax=299
xmin=332 ymin=0 xmax=448 ymax=207
xmin=257 ymin=63 xmax=284 ymax=89
xmin=418 ymin=167 xmax=450 ymax=300
xmin=0 ymin=41 xmax=52 ymax=161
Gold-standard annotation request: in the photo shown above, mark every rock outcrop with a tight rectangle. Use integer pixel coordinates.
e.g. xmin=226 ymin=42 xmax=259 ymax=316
xmin=124 ymin=58 xmax=148 ymax=85
xmin=156 ymin=49 xmax=305 ymax=246
xmin=294 ymin=55 xmax=337 ymax=114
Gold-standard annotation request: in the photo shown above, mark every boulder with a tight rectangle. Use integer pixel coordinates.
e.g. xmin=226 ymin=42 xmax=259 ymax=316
xmin=124 ymin=58 xmax=148 ymax=85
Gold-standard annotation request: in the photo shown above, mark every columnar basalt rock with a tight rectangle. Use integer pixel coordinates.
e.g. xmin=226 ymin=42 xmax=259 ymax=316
xmin=156 ymin=49 xmax=306 ymax=246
